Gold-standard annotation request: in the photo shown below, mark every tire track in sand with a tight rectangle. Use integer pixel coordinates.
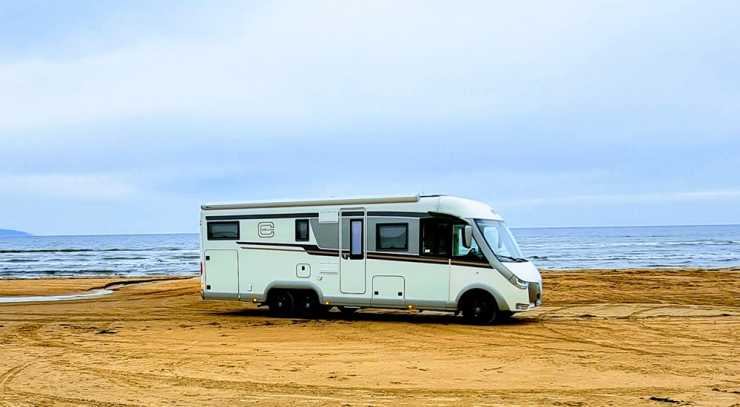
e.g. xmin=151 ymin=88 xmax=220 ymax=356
xmin=1 ymin=361 xmax=140 ymax=406
xmin=534 ymin=304 xmax=707 ymax=357
xmin=628 ymin=304 xmax=739 ymax=346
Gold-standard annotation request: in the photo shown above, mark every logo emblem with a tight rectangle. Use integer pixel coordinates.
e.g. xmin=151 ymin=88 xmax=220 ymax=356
xmin=258 ymin=222 xmax=275 ymax=238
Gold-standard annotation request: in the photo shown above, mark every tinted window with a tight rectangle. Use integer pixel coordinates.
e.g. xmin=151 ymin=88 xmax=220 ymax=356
xmin=350 ymin=219 xmax=363 ymax=259
xmin=420 ymin=219 xmax=451 ymax=257
xmin=295 ymin=219 xmax=309 ymax=241
xmin=207 ymin=222 xmax=239 ymax=240
xmin=376 ymin=223 xmax=408 ymax=251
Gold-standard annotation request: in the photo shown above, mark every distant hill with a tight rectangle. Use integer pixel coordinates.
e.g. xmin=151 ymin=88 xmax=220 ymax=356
xmin=0 ymin=229 xmax=31 ymax=237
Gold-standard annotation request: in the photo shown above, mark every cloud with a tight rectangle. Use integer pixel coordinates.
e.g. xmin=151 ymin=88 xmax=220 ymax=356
xmin=0 ymin=174 xmax=137 ymax=201
xmin=498 ymin=189 xmax=740 ymax=209
xmin=0 ymin=1 xmax=738 ymax=233
xmin=1 ymin=1 xmax=737 ymax=133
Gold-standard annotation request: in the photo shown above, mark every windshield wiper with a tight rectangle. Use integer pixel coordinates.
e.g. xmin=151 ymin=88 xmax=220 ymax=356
xmin=496 ymin=255 xmax=528 ymax=263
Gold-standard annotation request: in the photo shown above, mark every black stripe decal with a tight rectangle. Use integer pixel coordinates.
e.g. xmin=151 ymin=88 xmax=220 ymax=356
xmin=451 ymin=260 xmax=492 ymax=269
xmin=367 ymin=211 xmax=428 ymax=218
xmin=236 ymin=241 xmax=319 ymax=250
xmin=368 ymin=253 xmax=448 ymax=265
xmin=237 ymin=241 xmax=341 ymax=257
xmin=235 ymin=241 xmax=491 ymax=268
xmin=368 ymin=253 xmax=491 ymax=268
xmin=305 ymin=250 xmax=340 ymax=257
xmin=207 ymin=212 xmax=319 ymax=220
xmin=239 ymin=246 xmax=303 ymax=253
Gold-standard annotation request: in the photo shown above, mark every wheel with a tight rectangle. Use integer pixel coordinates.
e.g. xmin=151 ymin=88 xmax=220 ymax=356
xmin=268 ymin=290 xmax=295 ymax=316
xmin=462 ymin=294 xmax=497 ymax=324
xmin=295 ymin=290 xmax=320 ymax=317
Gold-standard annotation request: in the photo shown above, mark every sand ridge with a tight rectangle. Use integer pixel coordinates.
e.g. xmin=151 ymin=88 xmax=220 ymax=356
xmin=0 ymin=269 xmax=738 ymax=406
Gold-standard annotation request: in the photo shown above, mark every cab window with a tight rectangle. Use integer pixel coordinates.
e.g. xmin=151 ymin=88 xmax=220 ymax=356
xmin=452 ymin=224 xmax=485 ymax=261
xmin=420 ymin=218 xmax=451 ymax=257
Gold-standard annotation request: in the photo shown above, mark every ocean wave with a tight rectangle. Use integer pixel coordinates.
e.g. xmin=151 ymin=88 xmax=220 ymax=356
xmin=0 ymin=269 xmax=116 ymax=275
xmin=169 ymin=255 xmax=200 ymax=260
xmin=1 ymin=258 xmax=39 ymax=263
xmin=0 ymin=248 xmax=95 ymax=253
xmin=100 ymin=256 xmax=148 ymax=260
xmin=525 ymin=240 xmax=739 ymax=250
xmin=0 ymin=270 xmax=198 ymax=279
xmin=0 ymin=247 xmax=189 ymax=254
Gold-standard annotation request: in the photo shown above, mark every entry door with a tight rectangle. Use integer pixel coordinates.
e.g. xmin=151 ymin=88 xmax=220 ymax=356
xmin=339 ymin=210 xmax=366 ymax=294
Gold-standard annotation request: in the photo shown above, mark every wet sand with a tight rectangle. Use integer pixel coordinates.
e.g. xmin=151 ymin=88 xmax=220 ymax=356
xmin=0 ymin=269 xmax=738 ymax=406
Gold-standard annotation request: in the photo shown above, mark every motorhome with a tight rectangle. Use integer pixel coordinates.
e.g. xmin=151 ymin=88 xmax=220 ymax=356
xmin=199 ymin=194 xmax=542 ymax=324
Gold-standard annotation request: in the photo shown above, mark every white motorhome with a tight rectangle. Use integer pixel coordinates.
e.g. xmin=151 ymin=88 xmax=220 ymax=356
xmin=199 ymin=195 xmax=542 ymax=323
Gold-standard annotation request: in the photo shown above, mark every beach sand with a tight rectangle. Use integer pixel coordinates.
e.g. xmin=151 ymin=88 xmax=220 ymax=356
xmin=0 ymin=269 xmax=738 ymax=406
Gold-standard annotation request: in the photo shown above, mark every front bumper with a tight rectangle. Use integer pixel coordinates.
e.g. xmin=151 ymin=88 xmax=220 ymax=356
xmin=515 ymin=282 xmax=543 ymax=311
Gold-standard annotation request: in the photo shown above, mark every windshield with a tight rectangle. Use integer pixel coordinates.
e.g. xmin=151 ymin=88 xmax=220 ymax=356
xmin=475 ymin=219 xmax=525 ymax=262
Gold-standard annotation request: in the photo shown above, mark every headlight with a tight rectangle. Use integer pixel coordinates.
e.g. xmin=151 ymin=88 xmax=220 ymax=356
xmin=510 ymin=275 xmax=528 ymax=289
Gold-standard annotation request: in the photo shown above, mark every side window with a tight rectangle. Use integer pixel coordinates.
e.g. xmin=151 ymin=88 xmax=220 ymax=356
xmin=376 ymin=223 xmax=408 ymax=251
xmin=420 ymin=218 xmax=451 ymax=257
xmin=207 ymin=221 xmax=239 ymax=240
xmin=350 ymin=219 xmax=364 ymax=259
xmin=452 ymin=224 xmax=485 ymax=260
xmin=295 ymin=219 xmax=309 ymax=242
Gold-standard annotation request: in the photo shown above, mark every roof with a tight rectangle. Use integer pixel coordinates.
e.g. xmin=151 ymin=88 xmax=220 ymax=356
xmin=201 ymin=194 xmax=504 ymax=221
xmin=201 ymin=194 xmax=421 ymax=210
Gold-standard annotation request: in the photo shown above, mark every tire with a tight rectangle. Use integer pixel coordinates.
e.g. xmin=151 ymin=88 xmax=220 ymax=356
xmin=268 ymin=290 xmax=295 ymax=316
xmin=295 ymin=290 xmax=320 ymax=317
xmin=462 ymin=294 xmax=497 ymax=325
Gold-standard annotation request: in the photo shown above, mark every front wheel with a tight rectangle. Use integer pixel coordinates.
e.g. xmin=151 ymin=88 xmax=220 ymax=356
xmin=462 ymin=294 xmax=497 ymax=324
xmin=268 ymin=290 xmax=295 ymax=316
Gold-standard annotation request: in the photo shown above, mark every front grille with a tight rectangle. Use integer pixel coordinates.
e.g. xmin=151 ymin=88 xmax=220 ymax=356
xmin=528 ymin=282 xmax=541 ymax=305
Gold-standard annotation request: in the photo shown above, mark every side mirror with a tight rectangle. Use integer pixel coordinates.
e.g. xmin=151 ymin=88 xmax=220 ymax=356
xmin=462 ymin=225 xmax=473 ymax=248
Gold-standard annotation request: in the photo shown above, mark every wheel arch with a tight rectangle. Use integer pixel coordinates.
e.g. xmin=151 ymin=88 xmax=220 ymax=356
xmin=454 ymin=284 xmax=510 ymax=312
xmin=264 ymin=281 xmax=325 ymax=304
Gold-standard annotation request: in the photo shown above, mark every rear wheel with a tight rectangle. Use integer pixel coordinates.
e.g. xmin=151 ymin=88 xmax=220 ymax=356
xmin=268 ymin=290 xmax=295 ymax=316
xmin=295 ymin=290 xmax=320 ymax=317
xmin=462 ymin=293 xmax=497 ymax=324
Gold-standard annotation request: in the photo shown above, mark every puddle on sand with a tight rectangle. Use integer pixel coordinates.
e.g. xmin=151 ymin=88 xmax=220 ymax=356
xmin=0 ymin=289 xmax=112 ymax=304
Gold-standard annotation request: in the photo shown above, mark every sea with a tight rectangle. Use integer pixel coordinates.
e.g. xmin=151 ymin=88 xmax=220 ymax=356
xmin=0 ymin=225 xmax=738 ymax=279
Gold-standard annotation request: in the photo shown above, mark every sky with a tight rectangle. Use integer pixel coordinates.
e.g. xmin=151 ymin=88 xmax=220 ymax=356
xmin=1 ymin=0 xmax=739 ymax=235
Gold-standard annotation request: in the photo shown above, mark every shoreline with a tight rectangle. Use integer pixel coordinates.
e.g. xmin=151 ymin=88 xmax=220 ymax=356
xmin=0 ymin=276 xmax=191 ymax=297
